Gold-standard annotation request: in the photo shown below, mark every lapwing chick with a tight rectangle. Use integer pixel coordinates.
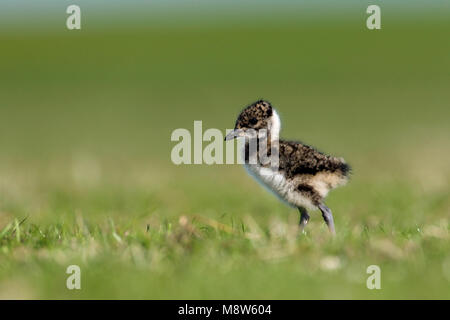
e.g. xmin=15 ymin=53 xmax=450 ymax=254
xmin=225 ymin=100 xmax=350 ymax=234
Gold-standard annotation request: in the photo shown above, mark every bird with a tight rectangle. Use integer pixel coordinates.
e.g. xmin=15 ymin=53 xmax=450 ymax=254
xmin=225 ymin=100 xmax=351 ymax=234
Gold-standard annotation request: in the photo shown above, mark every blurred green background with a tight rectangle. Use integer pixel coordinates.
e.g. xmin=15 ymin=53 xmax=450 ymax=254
xmin=0 ymin=1 xmax=449 ymax=299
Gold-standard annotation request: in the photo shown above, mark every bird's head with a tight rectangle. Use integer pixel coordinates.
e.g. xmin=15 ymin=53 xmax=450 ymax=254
xmin=225 ymin=100 xmax=280 ymax=141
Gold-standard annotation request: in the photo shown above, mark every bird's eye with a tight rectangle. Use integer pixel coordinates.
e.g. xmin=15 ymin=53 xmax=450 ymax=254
xmin=249 ymin=118 xmax=258 ymax=125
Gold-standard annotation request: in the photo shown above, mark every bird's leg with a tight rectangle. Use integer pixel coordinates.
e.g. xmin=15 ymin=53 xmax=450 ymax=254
xmin=319 ymin=204 xmax=336 ymax=235
xmin=298 ymin=207 xmax=310 ymax=233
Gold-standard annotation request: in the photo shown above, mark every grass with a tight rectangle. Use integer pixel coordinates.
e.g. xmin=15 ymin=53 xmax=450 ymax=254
xmin=0 ymin=12 xmax=449 ymax=299
xmin=0 ymin=158 xmax=448 ymax=299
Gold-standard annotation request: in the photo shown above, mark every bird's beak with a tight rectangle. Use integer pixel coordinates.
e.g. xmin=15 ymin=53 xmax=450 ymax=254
xmin=224 ymin=129 xmax=244 ymax=141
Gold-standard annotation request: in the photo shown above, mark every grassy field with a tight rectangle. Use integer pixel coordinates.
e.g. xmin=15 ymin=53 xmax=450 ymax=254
xmin=0 ymin=11 xmax=449 ymax=299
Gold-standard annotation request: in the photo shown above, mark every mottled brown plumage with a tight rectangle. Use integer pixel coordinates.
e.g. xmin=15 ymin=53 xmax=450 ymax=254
xmin=277 ymin=140 xmax=350 ymax=206
xmin=235 ymin=100 xmax=273 ymax=131
xmin=226 ymin=100 xmax=351 ymax=234
xmin=278 ymin=141 xmax=350 ymax=179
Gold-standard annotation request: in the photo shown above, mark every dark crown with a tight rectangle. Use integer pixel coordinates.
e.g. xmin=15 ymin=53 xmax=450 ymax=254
xmin=235 ymin=100 xmax=273 ymax=130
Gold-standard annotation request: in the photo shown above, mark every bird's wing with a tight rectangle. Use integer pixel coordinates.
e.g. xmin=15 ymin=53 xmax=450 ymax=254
xmin=278 ymin=140 xmax=345 ymax=177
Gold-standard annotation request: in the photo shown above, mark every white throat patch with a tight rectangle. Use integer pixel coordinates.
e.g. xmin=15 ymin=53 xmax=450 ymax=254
xmin=270 ymin=109 xmax=281 ymax=142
